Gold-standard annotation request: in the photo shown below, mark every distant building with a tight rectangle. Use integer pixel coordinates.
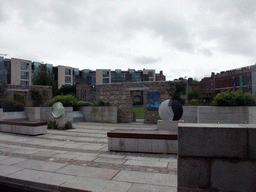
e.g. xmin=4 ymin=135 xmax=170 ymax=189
xmin=0 ymin=56 xmax=165 ymax=89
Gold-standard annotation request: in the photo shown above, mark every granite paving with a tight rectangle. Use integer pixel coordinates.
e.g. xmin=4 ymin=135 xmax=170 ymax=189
xmin=0 ymin=121 xmax=177 ymax=192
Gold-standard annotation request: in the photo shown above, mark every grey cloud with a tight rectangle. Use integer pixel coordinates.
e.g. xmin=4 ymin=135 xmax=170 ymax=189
xmin=199 ymin=48 xmax=213 ymax=57
xmin=2 ymin=0 xmax=87 ymax=28
xmin=121 ymin=10 xmax=194 ymax=52
xmin=134 ymin=56 xmax=161 ymax=64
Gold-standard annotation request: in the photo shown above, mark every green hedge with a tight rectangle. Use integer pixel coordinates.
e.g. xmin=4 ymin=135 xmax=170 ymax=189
xmin=46 ymin=94 xmax=79 ymax=107
xmin=0 ymin=99 xmax=24 ymax=112
xmin=211 ymin=90 xmax=256 ymax=106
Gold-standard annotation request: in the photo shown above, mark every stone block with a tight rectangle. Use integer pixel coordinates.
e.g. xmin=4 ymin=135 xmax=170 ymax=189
xmin=178 ymin=157 xmax=211 ymax=188
xmin=248 ymin=127 xmax=256 ymax=159
xmin=157 ymin=120 xmax=179 ymax=131
xmin=0 ymin=124 xmax=12 ymax=133
xmin=110 ymin=138 xmax=125 ymax=151
xmin=125 ymin=138 xmax=139 ymax=152
xmin=139 ymin=139 xmax=152 ymax=153
xmin=178 ymin=124 xmax=247 ymax=158
xmin=211 ymin=159 xmax=256 ymax=192
xmin=152 ymin=140 xmax=166 ymax=153
xmin=198 ymin=106 xmax=212 ymax=113
xmin=166 ymin=140 xmax=178 ymax=153
xmin=25 ymin=107 xmax=40 ymax=121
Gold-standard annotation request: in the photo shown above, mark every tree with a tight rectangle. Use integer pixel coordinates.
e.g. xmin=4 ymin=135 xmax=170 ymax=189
xmin=56 ymin=85 xmax=77 ymax=97
xmin=188 ymin=89 xmax=202 ymax=101
xmin=168 ymin=81 xmax=186 ymax=105
xmin=32 ymin=65 xmax=57 ymax=96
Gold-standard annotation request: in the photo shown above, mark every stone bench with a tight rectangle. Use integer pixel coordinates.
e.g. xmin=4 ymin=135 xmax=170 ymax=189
xmin=107 ymin=129 xmax=178 ymax=154
xmin=0 ymin=121 xmax=47 ymax=136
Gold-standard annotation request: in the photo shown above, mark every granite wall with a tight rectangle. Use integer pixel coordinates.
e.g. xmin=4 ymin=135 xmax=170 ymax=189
xmin=96 ymin=81 xmax=188 ymax=123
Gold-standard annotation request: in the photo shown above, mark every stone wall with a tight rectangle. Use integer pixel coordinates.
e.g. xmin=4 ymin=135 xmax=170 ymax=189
xmin=1 ymin=85 xmax=52 ymax=107
xmin=181 ymin=106 xmax=256 ymax=124
xmin=178 ymin=123 xmax=256 ymax=191
xmin=96 ymin=81 xmax=186 ymax=123
xmin=80 ymin=106 xmax=117 ymax=123
xmin=76 ymin=83 xmax=96 ymax=102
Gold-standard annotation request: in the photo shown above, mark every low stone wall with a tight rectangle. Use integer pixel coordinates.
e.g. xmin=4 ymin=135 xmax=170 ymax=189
xmin=80 ymin=106 xmax=117 ymax=123
xmin=40 ymin=107 xmax=73 ymax=122
xmin=0 ymin=109 xmax=3 ymax=121
xmin=178 ymin=123 xmax=256 ymax=191
xmin=181 ymin=106 xmax=256 ymax=124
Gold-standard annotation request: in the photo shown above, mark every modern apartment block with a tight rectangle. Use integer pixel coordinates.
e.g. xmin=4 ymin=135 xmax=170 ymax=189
xmin=0 ymin=56 xmax=165 ymax=88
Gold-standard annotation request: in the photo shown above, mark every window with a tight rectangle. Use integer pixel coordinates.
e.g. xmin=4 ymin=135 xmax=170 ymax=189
xmin=103 ymin=78 xmax=109 ymax=84
xmin=65 ymin=76 xmax=71 ymax=83
xmin=20 ymin=81 xmax=29 ymax=85
xmin=21 ymin=62 xmax=29 ymax=70
xmin=103 ymin=71 xmax=109 ymax=77
xmin=65 ymin=68 xmax=71 ymax=75
xmin=21 ymin=71 xmax=29 ymax=79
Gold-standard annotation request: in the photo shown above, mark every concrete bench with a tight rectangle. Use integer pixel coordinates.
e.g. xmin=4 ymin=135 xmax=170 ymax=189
xmin=0 ymin=121 xmax=47 ymax=136
xmin=107 ymin=129 xmax=178 ymax=154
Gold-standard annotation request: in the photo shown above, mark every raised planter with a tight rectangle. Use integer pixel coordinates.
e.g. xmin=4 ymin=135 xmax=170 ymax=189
xmin=80 ymin=106 xmax=117 ymax=123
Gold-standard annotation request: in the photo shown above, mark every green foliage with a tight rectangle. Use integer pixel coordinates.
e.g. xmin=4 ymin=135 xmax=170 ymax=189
xmin=47 ymin=120 xmax=58 ymax=129
xmin=46 ymin=94 xmax=79 ymax=107
xmin=168 ymin=81 xmax=186 ymax=105
xmin=64 ymin=121 xmax=74 ymax=130
xmin=97 ymin=100 xmax=106 ymax=106
xmin=211 ymin=90 xmax=256 ymax=106
xmin=188 ymin=89 xmax=202 ymax=100
xmin=190 ymin=99 xmax=199 ymax=105
xmin=30 ymin=88 xmax=43 ymax=107
xmin=132 ymin=107 xmax=144 ymax=119
xmin=78 ymin=101 xmax=95 ymax=107
xmin=0 ymin=99 xmax=24 ymax=112
xmin=14 ymin=93 xmax=25 ymax=105
xmin=56 ymin=85 xmax=77 ymax=97
xmin=32 ymin=65 xmax=58 ymax=96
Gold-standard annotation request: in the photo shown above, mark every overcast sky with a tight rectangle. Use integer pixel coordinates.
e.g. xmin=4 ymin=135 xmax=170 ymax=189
xmin=1 ymin=0 xmax=256 ymax=80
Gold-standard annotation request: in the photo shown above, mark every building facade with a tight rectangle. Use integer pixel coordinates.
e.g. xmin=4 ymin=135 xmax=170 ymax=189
xmin=0 ymin=57 xmax=165 ymax=89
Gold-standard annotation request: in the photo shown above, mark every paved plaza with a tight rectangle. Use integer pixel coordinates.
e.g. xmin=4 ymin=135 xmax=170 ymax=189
xmin=0 ymin=121 xmax=177 ymax=192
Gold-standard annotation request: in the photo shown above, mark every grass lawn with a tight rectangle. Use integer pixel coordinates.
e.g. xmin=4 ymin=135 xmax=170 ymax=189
xmin=132 ymin=106 xmax=144 ymax=119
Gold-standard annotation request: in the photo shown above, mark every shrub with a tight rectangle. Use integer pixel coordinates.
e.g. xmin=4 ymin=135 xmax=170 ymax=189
xmin=97 ymin=100 xmax=105 ymax=106
xmin=56 ymin=85 xmax=77 ymax=97
xmin=78 ymin=101 xmax=94 ymax=107
xmin=14 ymin=93 xmax=25 ymax=105
xmin=47 ymin=120 xmax=58 ymax=129
xmin=30 ymin=88 xmax=43 ymax=107
xmin=190 ymin=99 xmax=199 ymax=105
xmin=0 ymin=99 xmax=24 ymax=112
xmin=46 ymin=94 xmax=79 ymax=107
xmin=64 ymin=121 xmax=73 ymax=130
xmin=211 ymin=90 xmax=256 ymax=106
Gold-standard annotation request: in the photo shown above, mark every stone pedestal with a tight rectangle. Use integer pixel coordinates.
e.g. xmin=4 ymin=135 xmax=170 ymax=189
xmin=55 ymin=116 xmax=67 ymax=129
xmin=157 ymin=120 xmax=184 ymax=131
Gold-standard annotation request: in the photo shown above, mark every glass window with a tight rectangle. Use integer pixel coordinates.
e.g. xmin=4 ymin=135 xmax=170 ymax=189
xmin=21 ymin=71 xmax=29 ymax=79
xmin=65 ymin=76 xmax=71 ymax=83
xmin=103 ymin=78 xmax=109 ymax=84
xmin=103 ymin=71 xmax=109 ymax=77
xmin=65 ymin=68 xmax=71 ymax=75
xmin=21 ymin=62 xmax=29 ymax=70
xmin=20 ymin=81 xmax=29 ymax=85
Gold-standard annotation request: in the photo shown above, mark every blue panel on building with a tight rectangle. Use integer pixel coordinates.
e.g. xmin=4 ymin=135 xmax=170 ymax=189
xmin=147 ymin=91 xmax=160 ymax=110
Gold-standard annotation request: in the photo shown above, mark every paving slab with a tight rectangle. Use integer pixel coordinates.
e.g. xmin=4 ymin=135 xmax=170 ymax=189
xmin=8 ymin=169 xmax=75 ymax=187
xmin=0 ymin=157 xmax=28 ymax=166
xmin=128 ymin=183 xmax=177 ymax=192
xmin=124 ymin=160 xmax=168 ymax=168
xmin=15 ymin=159 xmax=67 ymax=172
xmin=56 ymin=164 xmax=119 ymax=180
xmin=0 ymin=164 xmax=24 ymax=176
xmin=113 ymin=170 xmax=177 ymax=186
xmin=93 ymin=157 xmax=127 ymax=164
xmin=61 ymin=176 xmax=132 ymax=192
xmin=0 ymin=155 xmax=11 ymax=161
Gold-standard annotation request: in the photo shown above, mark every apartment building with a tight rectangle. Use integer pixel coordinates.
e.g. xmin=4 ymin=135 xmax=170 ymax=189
xmin=0 ymin=57 xmax=164 ymax=88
